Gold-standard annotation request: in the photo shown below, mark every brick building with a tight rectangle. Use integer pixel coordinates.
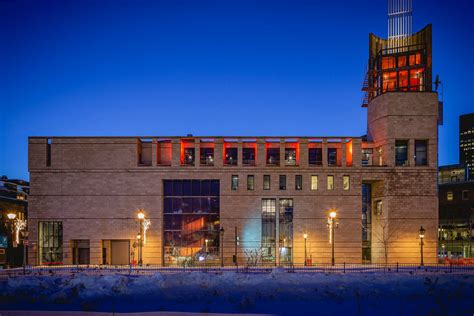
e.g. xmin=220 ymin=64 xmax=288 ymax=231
xmin=28 ymin=24 xmax=441 ymax=266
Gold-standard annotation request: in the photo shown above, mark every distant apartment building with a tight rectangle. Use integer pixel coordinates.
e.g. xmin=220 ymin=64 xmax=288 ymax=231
xmin=438 ymin=165 xmax=473 ymax=259
xmin=460 ymin=113 xmax=474 ymax=180
xmin=0 ymin=177 xmax=29 ymax=267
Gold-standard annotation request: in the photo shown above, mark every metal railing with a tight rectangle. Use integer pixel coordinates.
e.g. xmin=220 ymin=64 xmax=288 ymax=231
xmin=1 ymin=263 xmax=473 ymax=277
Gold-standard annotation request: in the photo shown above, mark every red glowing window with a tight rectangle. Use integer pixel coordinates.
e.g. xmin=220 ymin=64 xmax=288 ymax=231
xmin=382 ymin=71 xmax=397 ymax=92
xmin=399 ymin=70 xmax=408 ymax=89
xmin=381 ymin=56 xmax=396 ymax=70
xmin=409 ymin=53 xmax=422 ymax=66
xmin=397 ymin=55 xmax=407 ymax=68
xmin=409 ymin=68 xmax=424 ymax=91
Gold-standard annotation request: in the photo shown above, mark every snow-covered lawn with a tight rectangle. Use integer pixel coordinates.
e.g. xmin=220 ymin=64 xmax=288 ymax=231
xmin=1 ymin=269 xmax=473 ymax=315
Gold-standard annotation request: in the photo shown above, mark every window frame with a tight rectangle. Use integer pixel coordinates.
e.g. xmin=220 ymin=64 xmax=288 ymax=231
xmin=231 ymin=175 xmax=239 ymax=191
xmin=247 ymin=175 xmax=255 ymax=191
xmin=311 ymin=175 xmax=318 ymax=190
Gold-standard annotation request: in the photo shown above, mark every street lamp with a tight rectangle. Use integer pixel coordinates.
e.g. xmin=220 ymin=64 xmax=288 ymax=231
xmin=137 ymin=210 xmax=145 ymax=266
xmin=303 ymin=233 xmax=308 ymax=266
xmin=7 ymin=213 xmax=16 ymax=220
xmin=220 ymin=227 xmax=225 ymax=267
xmin=328 ymin=210 xmax=338 ymax=266
xmin=419 ymin=226 xmax=425 ymax=266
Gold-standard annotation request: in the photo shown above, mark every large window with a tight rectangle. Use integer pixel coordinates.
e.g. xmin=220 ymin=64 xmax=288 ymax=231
xmin=285 ymin=148 xmax=297 ymax=166
xmin=267 ymin=148 xmax=280 ymax=166
xmin=263 ymin=175 xmax=271 ymax=190
xmin=225 ymin=147 xmax=238 ymax=165
xmin=279 ymin=175 xmax=286 ymax=190
xmin=261 ymin=199 xmax=276 ymax=263
xmin=308 ymin=148 xmax=322 ymax=165
xmin=200 ymin=147 xmax=214 ymax=166
xmin=39 ymin=221 xmax=63 ymax=265
xmin=395 ymin=140 xmax=408 ymax=166
xmin=279 ymin=199 xmax=293 ymax=264
xmin=295 ymin=175 xmax=302 ymax=190
xmin=415 ymin=140 xmax=428 ymax=166
xmin=163 ymin=180 xmax=220 ymax=265
xmin=243 ymin=148 xmax=256 ymax=165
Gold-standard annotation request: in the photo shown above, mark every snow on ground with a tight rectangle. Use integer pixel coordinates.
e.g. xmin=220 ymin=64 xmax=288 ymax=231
xmin=1 ymin=269 xmax=473 ymax=315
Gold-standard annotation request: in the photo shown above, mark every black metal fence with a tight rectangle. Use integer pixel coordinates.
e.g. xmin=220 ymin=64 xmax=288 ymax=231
xmin=1 ymin=263 xmax=474 ymax=277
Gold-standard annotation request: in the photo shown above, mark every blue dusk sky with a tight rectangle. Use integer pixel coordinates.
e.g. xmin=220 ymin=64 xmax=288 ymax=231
xmin=0 ymin=0 xmax=472 ymax=180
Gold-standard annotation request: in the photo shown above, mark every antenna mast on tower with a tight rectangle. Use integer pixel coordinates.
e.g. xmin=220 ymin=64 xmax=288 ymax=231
xmin=387 ymin=0 xmax=413 ymax=49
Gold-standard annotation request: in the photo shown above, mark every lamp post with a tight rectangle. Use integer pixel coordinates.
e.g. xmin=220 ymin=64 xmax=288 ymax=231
xmin=137 ymin=210 xmax=145 ymax=266
xmin=303 ymin=233 xmax=308 ymax=266
xmin=220 ymin=227 xmax=225 ymax=267
xmin=419 ymin=226 xmax=425 ymax=266
xmin=329 ymin=210 xmax=337 ymax=266
xmin=6 ymin=213 xmax=16 ymax=268
xmin=22 ymin=231 xmax=29 ymax=274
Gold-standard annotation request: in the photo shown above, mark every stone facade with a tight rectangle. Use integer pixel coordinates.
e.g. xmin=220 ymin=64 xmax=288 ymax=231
xmin=27 ymin=92 xmax=439 ymax=266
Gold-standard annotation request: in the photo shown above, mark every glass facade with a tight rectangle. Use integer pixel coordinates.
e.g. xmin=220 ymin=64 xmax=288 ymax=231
xmin=279 ymin=199 xmax=293 ymax=264
xmin=38 ymin=221 xmax=63 ymax=265
xmin=362 ymin=184 xmax=372 ymax=263
xmin=163 ymin=180 xmax=220 ymax=265
xmin=261 ymin=199 xmax=276 ymax=263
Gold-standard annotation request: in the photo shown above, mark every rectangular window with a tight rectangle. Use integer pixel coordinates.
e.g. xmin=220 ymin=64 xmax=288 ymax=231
xmin=243 ymin=147 xmax=256 ymax=165
xmin=328 ymin=148 xmax=337 ymax=166
xmin=163 ymin=179 xmax=220 ymax=265
xmin=138 ymin=138 xmax=152 ymax=166
xmin=263 ymin=175 xmax=271 ymax=190
xmin=327 ymin=175 xmax=334 ymax=190
xmin=295 ymin=175 xmax=302 ymax=190
xmin=46 ymin=138 xmax=52 ymax=167
xmin=362 ymin=149 xmax=373 ymax=166
xmin=200 ymin=147 xmax=214 ymax=166
xmin=279 ymin=199 xmax=293 ymax=264
xmin=415 ymin=140 xmax=428 ymax=166
xmin=285 ymin=148 xmax=297 ymax=165
xmin=183 ymin=147 xmax=195 ymax=166
xmin=279 ymin=175 xmax=286 ymax=190
xmin=311 ymin=175 xmax=318 ymax=190
xmin=39 ymin=221 xmax=63 ymax=265
xmin=225 ymin=147 xmax=238 ymax=165
xmin=343 ymin=176 xmax=350 ymax=190
xmin=262 ymin=199 xmax=276 ymax=263
xmin=308 ymin=148 xmax=322 ymax=165
xmin=231 ymin=175 xmax=239 ymax=190
xmin=267 ymin=148 xmax=280 ymax=166
xmin=247 ymin=175 xmax=255 ymax=190
xmin=395 ymin=140 xmax=408 ymax=166
xmin=447 ymin=192 xmax=453 ymax=201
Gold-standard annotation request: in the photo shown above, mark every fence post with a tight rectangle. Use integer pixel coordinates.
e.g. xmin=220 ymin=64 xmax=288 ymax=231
xmin=343 ymin=262 xmax=346 ymax=273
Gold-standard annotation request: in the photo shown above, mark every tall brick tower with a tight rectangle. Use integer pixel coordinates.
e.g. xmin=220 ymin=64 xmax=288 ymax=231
xmin=361 ymin=0 xmax=441 ymax=264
